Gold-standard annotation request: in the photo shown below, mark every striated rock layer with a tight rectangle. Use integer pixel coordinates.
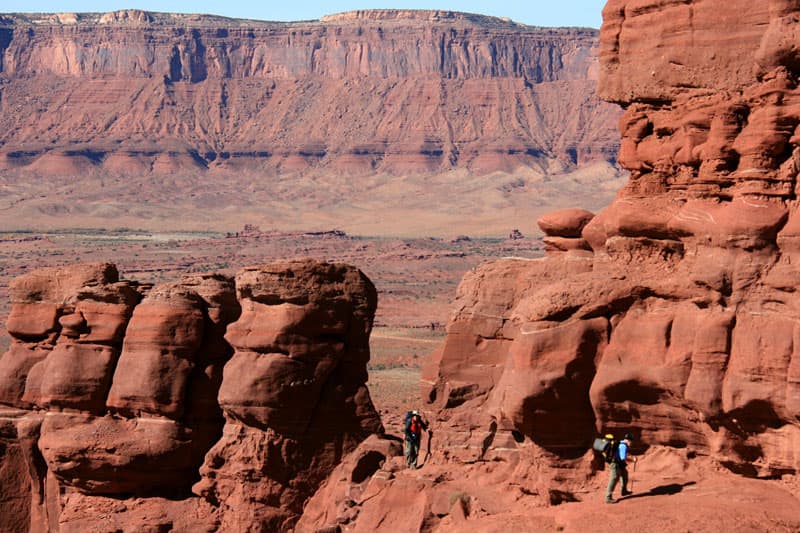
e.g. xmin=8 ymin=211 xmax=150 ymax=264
xmin=0 ymin=259 xmax=381 ymax=532
xmin=296 ymin=1 xmax=800 ymax=530
xmin=0 ymin=10 xmax=613 ymax=171
xmin=0 ymin=9 xmax=621 ymax=235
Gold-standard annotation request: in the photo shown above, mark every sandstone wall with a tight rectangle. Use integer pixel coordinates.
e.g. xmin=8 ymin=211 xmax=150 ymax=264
xmin=0 ymin=259 xmax=381 ymax=532
xmin=282 ymin=3 xmax=800 ymax=529
xmin=2 ymin=11 xmax=590 ymax=81
xmin=415 ymin=0 xmax=800 ymax=482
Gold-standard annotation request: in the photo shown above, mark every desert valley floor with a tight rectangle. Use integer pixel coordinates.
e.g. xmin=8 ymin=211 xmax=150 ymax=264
xmin=0 ymin=227 xmax=541 ymax=415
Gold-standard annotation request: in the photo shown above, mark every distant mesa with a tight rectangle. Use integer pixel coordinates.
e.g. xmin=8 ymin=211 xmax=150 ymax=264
xmin=0 ymin=8 xmax=622 ymax=236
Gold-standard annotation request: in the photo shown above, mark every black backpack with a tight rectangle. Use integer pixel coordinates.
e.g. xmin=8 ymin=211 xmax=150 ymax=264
xmin=404 ymin=411 xmax=414 ymax=435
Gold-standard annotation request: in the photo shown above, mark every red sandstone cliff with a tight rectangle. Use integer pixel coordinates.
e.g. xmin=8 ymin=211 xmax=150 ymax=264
xmin=0 ymin=9 xmax=622 ymax=235
xmin=411 ymin=0 xmax=800 ymax=478
xmin=295 ymin=1 xmax=800 ymax=530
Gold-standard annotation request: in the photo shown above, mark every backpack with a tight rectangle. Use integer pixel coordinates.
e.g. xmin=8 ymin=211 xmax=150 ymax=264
xmin=592 ymin=434 xmax=618 ymax=464
xmin=404 ymin=411 xmax=415 ymax=436
xmin=404 ymin=411 xmax=413 ymax=430
xmin=405 ymin=411 xmax=424 ymax=441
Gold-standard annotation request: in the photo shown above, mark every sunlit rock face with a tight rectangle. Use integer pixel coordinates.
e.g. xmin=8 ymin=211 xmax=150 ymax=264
xmin=196 ymin=260 xmax=382 ymax=531
xmin=423 ymin=0 xmax=800 ymax=479
xmin=0 ymin=10 xmax=619 ymax=178
xmin=0 ymin=259 xmax=381 ymax=532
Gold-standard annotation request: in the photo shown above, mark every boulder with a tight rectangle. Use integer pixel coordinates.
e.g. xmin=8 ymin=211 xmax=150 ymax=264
xmin=537 ymin=208 xmax=595 ymax=237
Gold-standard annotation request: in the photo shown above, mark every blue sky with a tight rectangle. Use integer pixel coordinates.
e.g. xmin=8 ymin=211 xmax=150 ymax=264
xmin=8 ymin=1 xmax=608 ymax=28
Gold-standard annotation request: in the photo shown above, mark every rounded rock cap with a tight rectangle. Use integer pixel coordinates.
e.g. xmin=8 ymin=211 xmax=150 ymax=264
xmin=537 ymin=208 xmax=595 ymax=238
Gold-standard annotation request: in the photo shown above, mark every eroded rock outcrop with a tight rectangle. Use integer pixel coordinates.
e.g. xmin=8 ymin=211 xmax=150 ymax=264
xmin=0 ymin=259 xmax=381 ymax=532
xmin=443 ymin=0 xmax=800 ymax=470
xmin=296 ymin=1 xmax=800 ymax=530
xmin=419 ymin=0 xmax=800 ymax=478
xmin=196 ymin=261 xmax=382 ymax=531
xmin=418 ymin=0 xmax=800 ymax=474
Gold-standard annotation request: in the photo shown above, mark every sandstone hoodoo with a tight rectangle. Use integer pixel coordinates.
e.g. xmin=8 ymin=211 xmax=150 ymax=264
xmin=0 ymin=9 xmax=622 ymax=235
xmin=196 ymin=261 xmax=383 ymax=530
xmin=0 ymin=259 xmax=382 ymax=532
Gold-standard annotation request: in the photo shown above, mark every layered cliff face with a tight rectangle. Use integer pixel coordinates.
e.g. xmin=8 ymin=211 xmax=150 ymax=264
xmin=0 ymin=259 xmax=381 ymax=532
xmin=0 ymin=9 xmax=622 ymax=235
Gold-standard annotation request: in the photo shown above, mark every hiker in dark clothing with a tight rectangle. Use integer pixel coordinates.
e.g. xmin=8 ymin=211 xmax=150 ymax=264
xmin=606 ymin=433 xmax=637 ymax=503
xmin=404 ymin=411 xmax=430 ymax=469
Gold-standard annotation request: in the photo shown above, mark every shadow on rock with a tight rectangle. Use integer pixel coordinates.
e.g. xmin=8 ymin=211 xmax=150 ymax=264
xmin=624 ymin=481 xmax=696 ymax=500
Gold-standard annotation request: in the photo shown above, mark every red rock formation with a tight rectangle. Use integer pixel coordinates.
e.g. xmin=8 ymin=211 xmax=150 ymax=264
xmin=11 ymin=2 xmax=800 ymax=530
xmin=437 ymin=0 xmax=800 ymax=469
xmin=295 ymin=1 xmax=800 ymax=530
xmin=0 ymin=10 xmax=621 ymax=234
xmin=195 ymin=260 xmax=382 ymax=531
xmin=420 ymin=0 xmax=800 ymax=478
xmin=0 ymin=259 xmax=381 ymax=531
xmin=0 ymin=263 xmax=138 ymax=409
xmin=294 ymin=434 xmax=407 ymax=531
xmin=539 ymin=207 xmax=595 ymax=251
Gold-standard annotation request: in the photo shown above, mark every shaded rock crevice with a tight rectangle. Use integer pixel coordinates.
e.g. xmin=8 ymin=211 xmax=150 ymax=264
xmin=0 ymin=27 xmax=12 ymax=72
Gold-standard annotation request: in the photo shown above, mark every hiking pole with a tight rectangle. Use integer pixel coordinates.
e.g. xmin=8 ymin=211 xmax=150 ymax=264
xmin=422 ymin=429 xmax=432 ymax=466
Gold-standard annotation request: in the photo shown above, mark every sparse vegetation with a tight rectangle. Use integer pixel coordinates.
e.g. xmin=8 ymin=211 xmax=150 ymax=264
xmin=448 ymin=491 xmax=471 ymax=515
